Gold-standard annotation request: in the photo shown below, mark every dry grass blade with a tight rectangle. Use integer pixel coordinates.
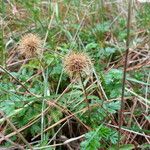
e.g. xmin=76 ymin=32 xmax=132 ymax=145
xmin=0 ymin=65 xmax=38 ymax=97
xmin=0 ymin=111 xmax=33 ymax=150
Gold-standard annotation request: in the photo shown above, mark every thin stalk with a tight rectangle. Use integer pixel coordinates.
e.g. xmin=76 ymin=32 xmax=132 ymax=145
xmin=41 ymin=67 xmax=50 ymax=142
xmin=92 ymin=66 xmax=108 ymax=101
xmin=0 ymin=133 xmax=24 ymax=150
xmin=40 ymin=2 xmax=55 ymax=142
xmin=79 ymin=73 xmax=91 ymax=121
xmin=118 ymin=0 xmax=132 ymax=149
xmin=56 ymin=68 xmax=64 ymax=94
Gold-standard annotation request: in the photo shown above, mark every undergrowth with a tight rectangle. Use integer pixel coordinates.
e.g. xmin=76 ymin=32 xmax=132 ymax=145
xmin=0 ymin=0 xmax=150 ymax=150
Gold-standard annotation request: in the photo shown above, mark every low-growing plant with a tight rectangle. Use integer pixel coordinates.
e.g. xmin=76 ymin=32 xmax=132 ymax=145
xmin=0 ymin=0 xmax=149 ymax=150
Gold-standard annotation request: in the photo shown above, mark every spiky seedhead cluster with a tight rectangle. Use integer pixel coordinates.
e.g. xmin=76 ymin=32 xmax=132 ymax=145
xmin=63 ymin=52 xmax=92 ymax=79
xmin=18 ymin=33 xmax=42 ymax=58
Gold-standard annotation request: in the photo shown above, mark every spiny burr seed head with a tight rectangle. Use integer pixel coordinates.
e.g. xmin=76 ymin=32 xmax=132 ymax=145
xmin=63 ymin=52 xmax=92 ymax=79
xmin=18 ymin=33 xmax=42 ymax=58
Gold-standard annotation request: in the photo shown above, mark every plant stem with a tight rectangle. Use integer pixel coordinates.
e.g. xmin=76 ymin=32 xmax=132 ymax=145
xmin=79 ymin=73 xmax=91 ymax=121
xmin=41 ymin=67 xmax=50 ymax=142
xmin=118 ymin=0 xmax=132 ymax=149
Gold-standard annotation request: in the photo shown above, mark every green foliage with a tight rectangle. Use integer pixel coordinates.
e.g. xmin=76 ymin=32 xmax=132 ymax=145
xmin=113 ymin=18 xmax=127 ymax=41
xmin=92 ymin=21 xmax=110 ymax=42
xmin=80 ymin=125 xmax=118 ymax=150
xmin=137 ymin=4 xmax=150 ymax=28
xmin=140 ymin=143 xmax=150 ymax=150
xmin=104 ymin=69 xmax=123 ymax=98
xmin=80 ymin=97 xmax=120 ymax=127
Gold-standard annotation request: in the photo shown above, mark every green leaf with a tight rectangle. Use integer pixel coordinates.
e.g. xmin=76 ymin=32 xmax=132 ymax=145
xmin=108 ymin=144 xmax=135 ymax=150
xmin=80 ymin=125 xmax=118 ymax=150
xmin=80 ymin=131 xmax=101 ymax=150
xmin=103 ymin=101 xmax=120 ymax=114
xmin=105 ymin=47 xmax=116 ymax=56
